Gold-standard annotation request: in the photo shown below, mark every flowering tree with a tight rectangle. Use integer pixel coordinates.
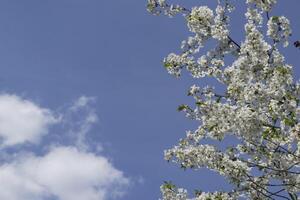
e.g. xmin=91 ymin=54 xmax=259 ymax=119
xmin=147 ymin=0 xmax=300 ymax=199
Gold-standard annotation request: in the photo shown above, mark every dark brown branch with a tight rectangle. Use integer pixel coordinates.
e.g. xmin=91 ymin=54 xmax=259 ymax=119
xmin=246 ymin=174 xmax=291 ymax=200
xmin=266 ymin=11 xmax=270 ymax=21
xmin=264 ymin=138 xmax=300 ymax=159
xmin=245 ymin=160 xmax=300 ymax=175
xmin=228 ymin=36 xmax=241 ymax=50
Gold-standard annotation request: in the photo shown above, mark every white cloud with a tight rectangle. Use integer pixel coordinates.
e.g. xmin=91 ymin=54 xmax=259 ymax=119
xmin=70 ymin=96 xmax=96 ymax=111
xmin=62 ymin=95 xmax=99 ymax=150
xmin=0 ymin=94 xmax=58 ymax=147
xmin=0 ymin=94 xmax=131 ymax=200
xmin=0 ymin=146 xmax=130 ymax=200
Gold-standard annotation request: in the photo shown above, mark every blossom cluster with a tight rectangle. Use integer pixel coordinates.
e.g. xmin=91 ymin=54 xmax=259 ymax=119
xmin=160 ymin=185 xmax=238 ymax=200
xmin=148 ymin=0 xmax=300 ymax=199
xmin=246 ymin=0 xmax=277 ymax=11
xmin=267 ymin=16 xmax=292 ymax=47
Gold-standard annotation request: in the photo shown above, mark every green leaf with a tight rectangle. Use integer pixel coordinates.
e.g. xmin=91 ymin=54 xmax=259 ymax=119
xmin=196 ymin=101 xmax=205 ymax=106
xmin=262 ymin=128 xmax=270 ymax=139
xmin=271 ymin=16 xmax=280 ymax=22
xmin=283 ymin=117 xmax=296 ymax=126
xmin=215 ymin=194 xmax=223 ymax=200
xmin=164 ymin=62 xmax=173 ymax=68
xmin=146 ymin=2 xmax=157 ymax=12
xmin=162 ymin=181 xmax=176 ymax=190
xmin=208 ymin=125 xmax=217 ymax=132
xmin=177 ymin=104 xmax=188 ymax=111
xmin=276 ymin=66 xmax=289 ymax=75
xmin=288 ymin=192 xmax=297 ymax=200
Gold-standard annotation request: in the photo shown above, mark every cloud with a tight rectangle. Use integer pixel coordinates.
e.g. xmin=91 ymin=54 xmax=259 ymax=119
xmin=0 ymin=146 xmax=130 ymax=200
xmin=63 ymin=95 xmax=99 ymax=150
xmin=70 ymin=96 xmax=96 ymax=111
xmin=0 ymin=94 xmax=58 ymax=147
xmin=0 ymin=94 xmax=131 ymax=200
xmin=71 ymin=96 xmax=98 ymax=149
xmin=0 ymin=94 xmax=130 ymax=200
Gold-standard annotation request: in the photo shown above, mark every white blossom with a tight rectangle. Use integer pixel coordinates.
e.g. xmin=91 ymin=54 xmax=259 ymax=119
xmin=211 ymin=5 xmax=229 ymax=41
xmin=267 ymin=16 xmax=292 ymax=47
xmin=246 ymin=0 xmax=277 ymax=11
xmin=148 ymin=0 xmax=300 ymax=199
xmin=187 ymin=6 xmax=214 ymax=36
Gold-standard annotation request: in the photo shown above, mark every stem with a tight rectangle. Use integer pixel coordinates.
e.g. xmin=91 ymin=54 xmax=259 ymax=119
xmin=228 ymin=36 xmax=241 ymax=50
xmin=264 ymin=138 xmax=300 ymax=159
xmin=266 ymin=11 xmax=270 ymax=21
xmin=246 ymin=174 xmax=291 ymax=200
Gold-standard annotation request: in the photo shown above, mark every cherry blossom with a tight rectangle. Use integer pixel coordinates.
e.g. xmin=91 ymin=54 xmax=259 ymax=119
xmin=148 ymin=0 xmax=300 ymax=199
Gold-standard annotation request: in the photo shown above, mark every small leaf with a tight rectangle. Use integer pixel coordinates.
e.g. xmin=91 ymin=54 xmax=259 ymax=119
xmin=283 ymin=117 xmax=296 ymax=126
xmin=288 ymin=192 xmax=297 ymax=200
xmin=271 ymin=16 xmax=280 ymax=22
xmin=164 ymin=62 xmax=173 ymax=68
xmin=194 ymin=189 xmax=202 ymax=196
xmin=208 ymin=125 xmax=217 ymax=132
xmin=163 ymin=181 xmax=176 ymax=190
xmin=177 ymin=104 xmax=188 ymax=111
xmin=262 ymin=128 xmax=270 ymax=139
xmin=196 ymin=101 xmax=205 ymax=106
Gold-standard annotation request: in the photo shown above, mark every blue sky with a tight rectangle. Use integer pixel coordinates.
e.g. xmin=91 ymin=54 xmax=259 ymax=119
xmin=0 ymin=1 xmax=300 ymax=200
